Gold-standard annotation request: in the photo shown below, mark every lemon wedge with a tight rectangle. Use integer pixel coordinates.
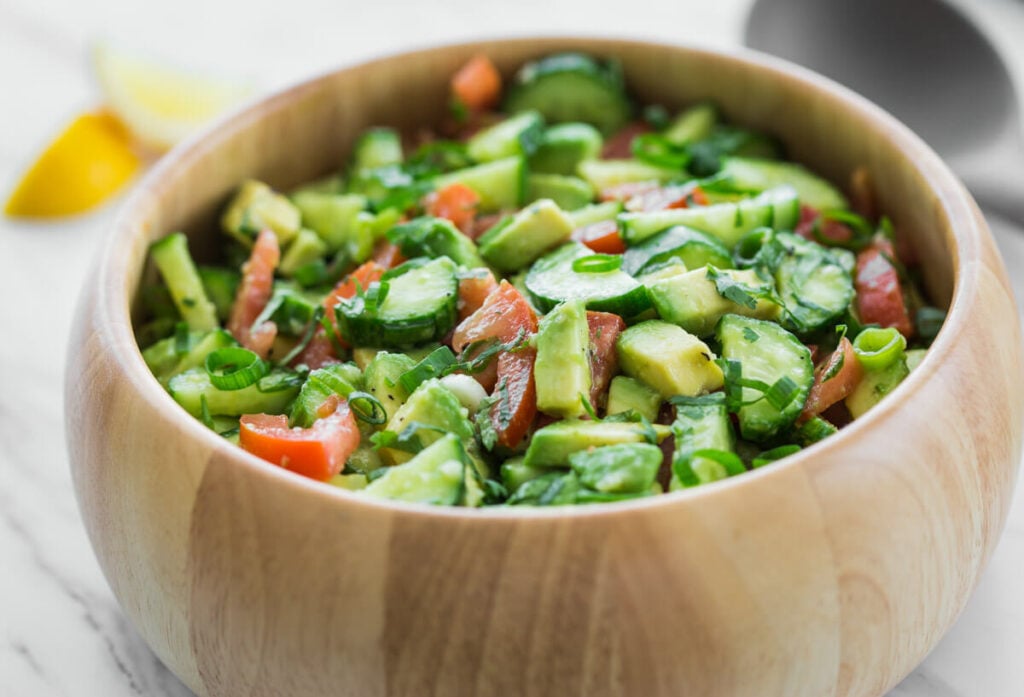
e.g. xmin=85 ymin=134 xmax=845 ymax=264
xmin=94 ymin=42 xmax=252 ymax=151
xmin=4 ymin=110 xmax=140 ymax=218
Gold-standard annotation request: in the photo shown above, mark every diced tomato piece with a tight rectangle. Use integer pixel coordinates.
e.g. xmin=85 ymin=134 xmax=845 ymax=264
xmin=600 ymin=180 xmax=660 ymax=203
xmin=451 ymin=54 xmax=502 ymax=112
xmin=323 ymin=261 xmax=386 ymax=315
xmin=239 ymin=397 xmax=360 ymax=481
xmin=625 ymin=183 xmax=708 ymax=212
xmin=795 ymin=205 xmax=853 ymax=245
xmin=452 ymin=280 xmax=538 ymax=353
xmin=855 ymin=239 xmax=913 ymax=338
xmin=800 ymin=337 xmax=863 ymax=422
xmin=491 ymin=348 xmax=537 ymax=449
xmin=586 ymin=311 xmax=626 ymax=407
xmin=228 ymin=229 xmax=280 ymax=358
xmin=457 ymin=269 xmax=498 ymax=322
xmin=425 ymin=182 xmax=481 ymax=234
xmin=601 ymin=121 xmax=651 ymax=159
xmin=292 ymin=333 xmax=338 ymax=370
xmin=571 ymin=220 xmax=626 ymax=254
xmin=371 ymin=239 xmax=407 ymax=269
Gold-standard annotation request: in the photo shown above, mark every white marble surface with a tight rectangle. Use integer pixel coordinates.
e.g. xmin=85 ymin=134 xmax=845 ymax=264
xmin=1 ymin=0 xmax=1022 ymax=695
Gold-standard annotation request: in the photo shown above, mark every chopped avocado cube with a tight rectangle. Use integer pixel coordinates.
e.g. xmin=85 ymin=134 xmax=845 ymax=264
xmin=467 ymin=110 xmax=545 ymax=163
xmin=606 ymin=376 xmax=662 ymax=422
xmin=382 ymin=378 xmax=474 ymax=465
xmin=328 ymin=472 xmax=369 ymax=491
xmin=663 ymin=102 xmax=719 ymax=146
xmin=352 ymin=127 xmax=403 ymax=171
xmin=524 ymin=419 xmax=667 ymax=469
xmin=617 ymin=320 xmax=724 ymax=399
xmin=529 ymin=122 xmax=603 ymax=176
xmin=291 ymin=190 xmax=367 ymax=253
xmin=478 ymin=199 xmax=575 ymax=272
xmin=569 ymin=442 xmax=662 ymax=494
xmin=290 ymin=363 xmax=362 ymax=428
xmin=279 ymin=227 xmax=328 ymax=277
xmin=647 ymin=266 xmax=782 ymax=337
xmin=149 ymin=233 xmax=220 ymax=332
xmin=198 ymin=266 xmax=240 ymax=322
xmin=221 ymin=179 xmax=301 ymax=247
xmin=845 ymin=357 xmax=909 ymax=419
xmin=525 ymin=173 xmax=594 ymax=210
xmin=500 ymin=457 xmax=554 ymax=492
xmin=363 ymin=351 xmax=417 ymax=422
xmin=534 ymin=299 xmax=592 ymax=418
xmin=434 ymin=156 xmax=526 ymax=212
xmin=669 ymin=393 xmax=738 ymax=489
xmin=386 ymin=216 xmax=486 ymax=270
xmin=360 ymin=433 xmax=467 ymax=506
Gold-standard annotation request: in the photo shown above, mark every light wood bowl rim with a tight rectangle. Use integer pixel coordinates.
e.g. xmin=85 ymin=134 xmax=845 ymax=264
xmin=95 ymin=35 xmax=988 ymax=522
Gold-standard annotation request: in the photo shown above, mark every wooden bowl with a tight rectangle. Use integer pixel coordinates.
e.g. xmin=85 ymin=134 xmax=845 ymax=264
xmin=66 ymin=38 xmax=1023 ymax=697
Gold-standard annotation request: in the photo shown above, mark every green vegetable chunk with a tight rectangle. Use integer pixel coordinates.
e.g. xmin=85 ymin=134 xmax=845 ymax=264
xmin=534 ymin=299 xmax=592 ymax=418
xmin=569 ymin=443 xmax=662 ymax=494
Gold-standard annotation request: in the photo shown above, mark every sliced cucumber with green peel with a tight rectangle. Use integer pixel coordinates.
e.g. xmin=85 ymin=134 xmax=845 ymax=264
xmin=433 ymin=156 xmax=525 ymax=212
xmin=568 ymin=200 xmax=622 ymax=228
xmin=577 ymin=159 xmax=680 ymax=191
xmin=386 ymin=216 xmax=486 ymax=269
xmin=168 ymin=367 xmax=299 ymax=418
xmin=467 ymin=110 xmax=544 ymax=163
xmin=335 ymin=257 xmax=458 ymax=348
xmin=525 ymin=173 xmax=594 ymax=211
xmin=621 ymin=225 xmax=733 ymax=276
xmin=525 ymin=242 xmax=651 ymax=316
xmin=504 ymin=53 xmax=631 ymax=135
xmin=363 ymin=351 xmax=416 ymax=422
xmin=716 ymin=315 xmax=812 ymax=442
xmin=149 ymin=232 xmax=219 ymax=331
xmin=360 ymin=433 xmax=467 ymax=506
xmin=290 ymin=190 xmax=368 ymax=253
xmin=670 ymin=392 xmax=738 ymax=489
xmin=618 ymin=185 xmax=800 ymax=246
xmin=770 ymin=232 xmax=855 ymax=335
xmin=529 ymin=122 xmax=603 ymax=175
xmin=720 ymin=157 xmax=848 ymax=211
xmin=289 ymin=363 xmax=362 ymax=428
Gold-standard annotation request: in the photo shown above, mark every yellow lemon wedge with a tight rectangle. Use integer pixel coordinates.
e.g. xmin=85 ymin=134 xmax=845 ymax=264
xmin=4 ymin=110 xmax=140 ymax=218
xmin=94 ymin=42 xmax=253 ymax=151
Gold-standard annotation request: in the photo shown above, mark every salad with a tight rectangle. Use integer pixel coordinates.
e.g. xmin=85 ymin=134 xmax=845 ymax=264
xmin=137 ymin=52 xmax=944 ymax=507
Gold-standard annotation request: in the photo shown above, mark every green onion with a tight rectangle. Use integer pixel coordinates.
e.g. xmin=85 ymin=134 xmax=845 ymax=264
xmin=764 ymin=376 xmax=801 ymax=410
xmin=691 ymin=449 xmax=747 ymax=476
xmin=397 ymin=346 xmax=458 ymax=394
xmin=572 ymin=254 xmax=622 ymax=274
xmin=347 ymin=391 xmax=387 ymax=425
xmin=751 ymin=444 xmax=801 ymax=468
xmin=173 ymin=322 xmax=191 ymax=356
xmin=257 ymin=369 xmax=306 ymax=393
xmin=277 ymin=307 xmax=326 ymax=368
xmin=199 ymin=394 xmax=216 ymax=430
xmin=205 ymin=347 xmax=268 ymax=391
xmin=853 ymin=326 xmax=907 ymax=371
xmin=631 ymin=133 xmax=691 ymax=169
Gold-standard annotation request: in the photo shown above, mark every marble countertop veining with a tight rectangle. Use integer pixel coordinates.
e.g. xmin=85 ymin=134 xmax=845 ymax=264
xmin=1 ymin=0 xmax=1022 ymax=695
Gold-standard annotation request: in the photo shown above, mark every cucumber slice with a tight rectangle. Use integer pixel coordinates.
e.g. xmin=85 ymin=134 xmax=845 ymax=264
xmin=720 ymin=157 xmax=848 ymax=211
xmin=467 ymin=111 xmax=544 ymax=163
xmin=670 ymin=392 xmax=738 ymax=489
xmin=504 ymin=53 xmax=631 ymax=135
xmin=577 ymin=159 xmax=679 ymax=191
xmin=524 ymin=420 xmax=665 ymax=469
xmin=289 ymin=363 xmax=362 ymax=428
xmin=363 ymin=351 xmax=416 ymax=422
xmin=198 ymin=266 xmax=240 ymax=322
xmin=524 ymin=242 xmax=651 ymax=317
xmin=770 ymin=232 xmax=855 ymax=335
xmin=568 ymin=200 xmax=622 ymax=228
xmin=618 ymin=185 xmax=800 ymax=246
xmin=386 ymin=216 xmax=486 ymax=270
xmin=621 ymin=225 xmax=733 ymax=276
xmin=168 ymin=367 xmax=300 ymax=418
xmin=716 ymin=315 xmax=812 ymax=442
xmin=529 ymin=122 xmax=603 ymax=175
xmin=352 ymin=127 xmax=403 ymax=171
xmin=291 ymin=190 xmax=368 ymax=253
xmin=360 ymin=433 xmax=467 ymax=506
xmin=149 ymin=233 xmax=219 ymax=331
xmin=433 ymin=156 xmax=525 ymax=212
xmin=525 ymin=173 xmax=594 ymax=211
xmin=569 ymin=442 xmax=662 ymax=494
xmin=335 ymin=257 xmax=458 ymax=348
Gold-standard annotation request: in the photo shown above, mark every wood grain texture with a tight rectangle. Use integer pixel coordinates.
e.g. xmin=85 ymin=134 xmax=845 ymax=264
xmin=65 ymin=38 xmax=1023 ymax=697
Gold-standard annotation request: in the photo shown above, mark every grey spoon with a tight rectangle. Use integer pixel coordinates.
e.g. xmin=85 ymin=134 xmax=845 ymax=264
xmin=745 ymin=0 xmax=1024 ymax=224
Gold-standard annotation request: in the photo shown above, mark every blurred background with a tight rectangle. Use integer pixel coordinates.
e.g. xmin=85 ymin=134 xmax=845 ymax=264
xmin=2 ymin=0 xmax=1022 ymax=695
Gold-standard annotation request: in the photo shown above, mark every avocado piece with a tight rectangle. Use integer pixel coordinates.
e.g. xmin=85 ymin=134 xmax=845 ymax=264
xmin=386 ymin=216 xmax=486 ymax=270
xmin=845 ymin=358 xmax=910 ymax=419
xmin=529 ymin=122 xmax=603 ymax=175
xmin=523 ymin=419 xmax=669 ymax=469
xmin=467 ymin=111 xmax=545 ymax=163
xmin=663 ymin=102 xmax=719 ymax=146
xmin=222 ymin=179 xmax=301 ymax=247
xmin=669 ymin=393 xmax=738 ymax=490
xmin=328 ymin=472 xmax=369 ymax=491
xmin=382 ymin=378 xmax=474 ymax=465
xmin=500 ymin=457 xmax=554 ymax=492
xmin=647 ymin=266 xmax=782 ymax=337
xmin=534 ymin=299 xmax=592 ymax=418
xmin=279 ymin=228 xmax=328 ymax=277
xmin=351 ymin=128 xmax=403 ymax=171
xmin=363 ymin=351 xmax=417 ymax=423
xmin=567 ymin=200 xmax=622 ymax=228
xmin=617 ymin=320 xmax=724 ymax=399
xmin=478 ymin=198 xmax=575 ymax=272
xmin=291 ymin=190 xmax=367 ymax=253
xmin=289 ymin=362 xmax=363 ymax=428
xmin=606 ymin=375 xmax=662 ymax=422
xmin=360 ymin=433 xmax=467 ymax=506
xmin=525 ymin=174 xmax=594 ymax=211
xmin=569 ymin=442 xmax=662 ymax=494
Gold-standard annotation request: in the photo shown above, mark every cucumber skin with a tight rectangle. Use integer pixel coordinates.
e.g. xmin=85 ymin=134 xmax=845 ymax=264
xmin=525 ymin=242 xmax=652 ymax=317
xmin=168 ymin=368 xmax=299 ymax=418
xmin=149 ymin=233 xmax=220 ymax=332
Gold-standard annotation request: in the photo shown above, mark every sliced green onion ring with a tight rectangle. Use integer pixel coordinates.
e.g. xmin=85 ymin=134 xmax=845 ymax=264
xmin=347 ymin=391 xmax=388 ymax=425
xmin=852 ymin=326 xmax=907 ymax=371
xmin=751 ymin=444 xmax=801 ymax=468
xmin=572 ymin=254 xmax=622 ymax=274
xmin=205 ymin=347 xmax=268 ymax=390
xmin=631 ymin=133 xmax=690 ymax=169
xmin=691 ymin=448 xmax=747 ymax=477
